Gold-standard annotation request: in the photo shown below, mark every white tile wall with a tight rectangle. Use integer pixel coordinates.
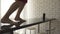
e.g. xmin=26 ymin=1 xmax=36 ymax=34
xmin=26 ymin=0 xmax=60 ymax=34
xmin=26 ymin=0 xmax=60 ymax=19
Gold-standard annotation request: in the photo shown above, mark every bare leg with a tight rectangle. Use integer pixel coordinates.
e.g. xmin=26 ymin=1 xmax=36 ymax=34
xmin=2 ymin=2 xmax=19 ymax=19
xmin=1 ymin=1 xmax=19 ymax=25
xmin=15 ymin=1 xmax=26 ymax=22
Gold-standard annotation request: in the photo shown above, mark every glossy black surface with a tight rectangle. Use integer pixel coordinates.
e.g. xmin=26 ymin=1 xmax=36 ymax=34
xmin=0 ymin=18 xmax=56 ymax=33
xmin=23 ymin=18 xmax=48 ymax=25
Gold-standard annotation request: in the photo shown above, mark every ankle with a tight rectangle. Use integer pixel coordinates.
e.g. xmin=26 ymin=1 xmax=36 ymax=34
xmin=1 ymin=17 xmax=9 ymax=20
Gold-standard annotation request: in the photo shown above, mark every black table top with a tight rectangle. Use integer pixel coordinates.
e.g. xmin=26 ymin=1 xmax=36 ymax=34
xmin=0 ymin=18 xmax=56 ymax=33
xmin=24 ymin=18 xmax=48 ymax=24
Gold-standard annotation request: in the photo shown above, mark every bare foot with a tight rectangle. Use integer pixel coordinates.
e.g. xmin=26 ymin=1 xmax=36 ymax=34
xmin=1 ymin=18 xmax=14 ymax=24
xmin=14 ymin=18 xmax=26 ymax=27
xmin=1 ymin=18 xmax=20 ymax=27
xmin=15 ymin=18 xmax=26 ymax=22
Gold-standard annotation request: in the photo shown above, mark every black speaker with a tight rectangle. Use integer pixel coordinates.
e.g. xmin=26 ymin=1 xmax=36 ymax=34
xmin=43 ymin=13 xmax=45 ymax=21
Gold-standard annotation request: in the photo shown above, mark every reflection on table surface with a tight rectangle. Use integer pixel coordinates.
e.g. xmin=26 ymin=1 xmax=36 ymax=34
xmin=1 ymin=18 xmax=54 ymax=27
xmin=21 ymin=18 xmax=50 ymax=25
